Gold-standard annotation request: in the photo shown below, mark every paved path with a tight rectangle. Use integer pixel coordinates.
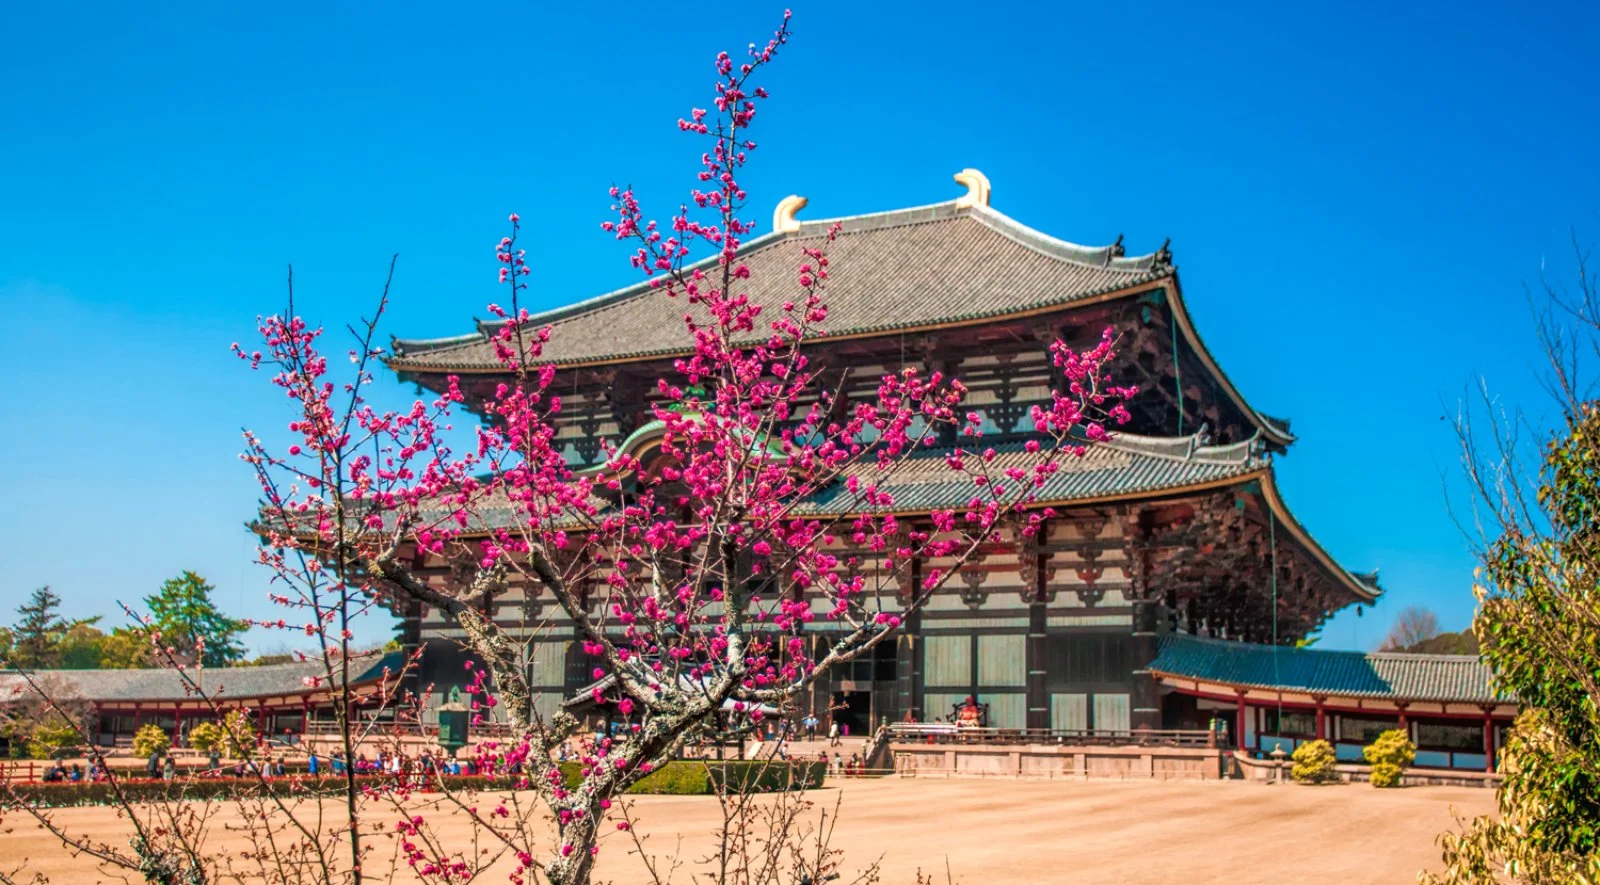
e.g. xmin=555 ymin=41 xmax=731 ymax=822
xmin=0 ymin=775 xmax=1492 ymax=883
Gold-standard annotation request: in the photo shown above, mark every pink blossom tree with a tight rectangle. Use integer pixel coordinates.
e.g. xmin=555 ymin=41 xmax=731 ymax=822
xmin=230 ymin=12 xmax=1134 ymax=885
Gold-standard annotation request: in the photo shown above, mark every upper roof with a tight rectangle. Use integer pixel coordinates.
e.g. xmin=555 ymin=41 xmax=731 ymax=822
xmin=1149 ymin=634 xmax=1506 ymax=704
xmin=0 ymin=651 xmax=403 ymax=704
xmin=389 ymin=198 xmax=1172 ymax=372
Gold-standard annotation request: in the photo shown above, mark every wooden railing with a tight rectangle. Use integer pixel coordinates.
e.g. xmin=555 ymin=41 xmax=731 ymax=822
xmin=885 ymin=724 xmax=1220 ymax=748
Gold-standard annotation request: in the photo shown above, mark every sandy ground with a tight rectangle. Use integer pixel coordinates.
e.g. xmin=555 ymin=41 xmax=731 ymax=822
xmin=0 ymin=776 xmax=1492 ymax=884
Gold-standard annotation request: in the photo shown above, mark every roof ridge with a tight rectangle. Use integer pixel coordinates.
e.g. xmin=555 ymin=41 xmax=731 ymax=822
xmin=1099 ymin=430 xmax=1265 ymax=468
xmin=966 ymin=203 xmax=1168 ymax=273
xmin=393 ymin=199 xmax=1172 ymax=358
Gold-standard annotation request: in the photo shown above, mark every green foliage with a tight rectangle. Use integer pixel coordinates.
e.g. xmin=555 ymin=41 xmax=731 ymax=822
xmin=1393 ymin=630 xmax=1480 ymax=655
xmin=10 ymin=586 xmax=70 ymax=669
xmin=220 ymin=710 xmax=257 ymax=758
xmin=132 ymin=724 xmax=171 ymax=759
xmin=97 ymin=627 xmax=155 ymax=669
xmin=1362 ymin=729 xmax=1414 ymax=788
xmin=186 ymin=721 xmax=224 ymax=754
xmin=57 ymin=621 xmax=107 ymax=669
xmin=1289 ymin=740 xmax=1340 ymax=785
xmin=554 ymin=760 xmax=826 ymax=795
xmin=6 ymin=763 xmax=828 ymax=809
xmin=1421 ymin=373 xmax=1600 ymax=881
xmin=27 ymin=720 xmax=83 ymax=760
xmin=146 ymin=571 xmax=248 ymax=667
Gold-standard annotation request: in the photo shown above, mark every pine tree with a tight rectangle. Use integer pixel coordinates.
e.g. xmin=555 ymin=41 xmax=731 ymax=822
xmin=10 ymin=586 xmax=69 ymax=669
xmin=145 ymin=571 xmax=247 ymax=667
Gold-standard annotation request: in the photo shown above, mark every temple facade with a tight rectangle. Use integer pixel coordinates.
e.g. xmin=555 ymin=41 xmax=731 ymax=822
xmin=383 ymin=170 xmax=1510 ymax=771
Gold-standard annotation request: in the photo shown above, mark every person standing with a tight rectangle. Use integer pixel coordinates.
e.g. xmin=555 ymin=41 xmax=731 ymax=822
xmin=308 ymin=750 xmax=320 ymax=775
xmin=146 ymin=751 xmax=161 ymax=779
xmin=827 ymin=718 xmax=840 ymax=747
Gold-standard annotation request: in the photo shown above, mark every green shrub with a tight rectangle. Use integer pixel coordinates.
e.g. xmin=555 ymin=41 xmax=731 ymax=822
xmin=7 ymin=761 xmax=829 ymax=809
xmin=1290 ymin=739 xmax=1341 ymax=784
xmin=1363 ymin=728 xmax=1415 ymax=788
xmin=27 ymin=721 xmax=83 ymax=760
xmin=220 ymin=710 xmax=257 ymax=758
xmin=187 ymin=721 xmax=223 ymax=753
xmin=185 ymin=713 xmax=255 ymax=758
xmin=132 ymin=724 xmax=171 ymax=759
xmin=553 ymin=759 xmax=826 ymax=796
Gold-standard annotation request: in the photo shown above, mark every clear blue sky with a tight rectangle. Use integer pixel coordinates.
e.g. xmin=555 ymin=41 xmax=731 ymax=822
xmin=3 ymin=1 xmax=1596 ymax=654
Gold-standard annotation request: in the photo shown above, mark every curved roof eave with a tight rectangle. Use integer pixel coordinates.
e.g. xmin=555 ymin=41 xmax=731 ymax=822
xmin=1257 ymin=469 xmax=1381 ymax=603
xmin=1159 ymin=274 xmax=1297 ymax=448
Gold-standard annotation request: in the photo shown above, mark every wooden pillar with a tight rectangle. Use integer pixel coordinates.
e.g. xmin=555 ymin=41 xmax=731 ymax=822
xmin=896 ymin=553 xmax=923 ymax=720
xmin=1314 ymin=698 xmax=1326 ymax=742
xmin=1482 ymin=717 xmax=1494 ymax=772
xmin=1023 ymin=525 xmax=1052 ymax=730
xmin=1235 ymin=693 xmax=1248 ymax=751
xmin=1396 ymin=703 xmax=1409 ymax=735
xmin=1126 ymin=510 xmax=1161 ymax=731
xmin=1026 ymin=598 xmax=1048 ymax=729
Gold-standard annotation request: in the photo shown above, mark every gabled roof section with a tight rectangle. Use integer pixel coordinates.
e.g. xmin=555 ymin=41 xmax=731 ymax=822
xmin=800 ymin=430 xmax=1267 ymax=516
xmin=1150 ymin=634 xmax=1508 ymax=705
xmin=0 ymin=651 xmax=405 ymax=704
xmin=389 ymin=197 xmax=1172 ymax=372
xmin=1256 ymin=469 xmax=1382 ymax=601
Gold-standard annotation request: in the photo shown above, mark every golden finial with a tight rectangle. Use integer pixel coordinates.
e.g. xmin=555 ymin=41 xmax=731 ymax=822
xmin=773 ymin=194 xmax=807 ymax=233
xmin=953 ymin=168 xmax=991 ymax=208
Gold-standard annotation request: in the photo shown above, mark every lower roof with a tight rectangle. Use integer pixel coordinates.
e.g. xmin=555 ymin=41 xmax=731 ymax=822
xmin=1149 ymin=634 xmax=1506 ymax=705
xmin=0 ymin=651 xmax=403 ymax=705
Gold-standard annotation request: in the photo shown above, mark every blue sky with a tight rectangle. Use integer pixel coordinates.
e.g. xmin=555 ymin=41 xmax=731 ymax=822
xmin=2 ymin=1 xmax=1596 ymax=654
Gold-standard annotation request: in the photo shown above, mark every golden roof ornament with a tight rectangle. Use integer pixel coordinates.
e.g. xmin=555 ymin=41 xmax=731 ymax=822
xmin=772 ymin=194 xmax=807 ymax=233
xmin=953 ymin=168 xmax=991 ymax=208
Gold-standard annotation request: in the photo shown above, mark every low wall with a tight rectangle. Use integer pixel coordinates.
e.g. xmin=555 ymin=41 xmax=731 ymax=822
xmin=1231 ymin=751 xmax=1501 ymax=788
xmin=889 ymin=742 xmax=1228 ymax=780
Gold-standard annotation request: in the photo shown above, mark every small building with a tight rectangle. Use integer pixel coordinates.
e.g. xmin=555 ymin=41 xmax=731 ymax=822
xmin=0 ymin=652 xmax=403 ymax=749
xmin=1150 ymin=634 xmax=1512 ymax=772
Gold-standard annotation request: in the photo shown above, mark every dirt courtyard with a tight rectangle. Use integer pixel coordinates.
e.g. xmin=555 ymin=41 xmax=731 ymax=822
xmin=0 ymin=776 xmax=1492 ymax=883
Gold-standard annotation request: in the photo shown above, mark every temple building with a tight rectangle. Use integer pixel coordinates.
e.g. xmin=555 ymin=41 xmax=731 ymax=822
xmin=0 ymin=652 xmax=402 ymax=750
xmin=383 ymin=170 xmax=1512 ymax=772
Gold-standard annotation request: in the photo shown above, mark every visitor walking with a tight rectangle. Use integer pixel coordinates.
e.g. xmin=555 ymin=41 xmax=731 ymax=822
xmin=162 ymin=756 xmax=176 ymax=781
xmin=827 ymin=718 xmax=840 ymax=747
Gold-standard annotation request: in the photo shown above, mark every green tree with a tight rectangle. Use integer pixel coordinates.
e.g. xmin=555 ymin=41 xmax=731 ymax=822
xmin=57 ymin=620 xmax=107 ymax=669
xmin=98 ymin=627 xmax=155 ymax=669
xmin=9 ymin=586 xmax=70 ymax=669
xmin=146 ymin=571 xmax=247 ymax=667
xmin=1424 ymin=256 xmax=1600 ymax=882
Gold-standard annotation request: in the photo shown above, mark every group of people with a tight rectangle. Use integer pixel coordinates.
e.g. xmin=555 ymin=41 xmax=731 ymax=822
xmin=40 ymin=759 xmax=108 ymax=783
xmin=821 ymin=751 xmax=870 ymax=777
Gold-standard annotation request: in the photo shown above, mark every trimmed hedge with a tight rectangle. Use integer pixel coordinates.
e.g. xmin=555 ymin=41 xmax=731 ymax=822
xmin=5 ymin=761 xmax=828 ymax=808
xmin=557 ymin=759 xmax=827 ymax=795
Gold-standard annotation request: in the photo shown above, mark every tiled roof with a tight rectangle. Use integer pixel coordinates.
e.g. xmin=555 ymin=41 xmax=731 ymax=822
xmin=1149 ymin=634 xmax=1508 ymax=704
xmin=0 ymin=651 xmax=404 ymax=704
xmin=388 ymin=200 xmax=1171 ymax=372
xmin=403 ymin=431 xmax=1267 ymax=531
xmin=800 ymin=431 xmax=1266 ymax=515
